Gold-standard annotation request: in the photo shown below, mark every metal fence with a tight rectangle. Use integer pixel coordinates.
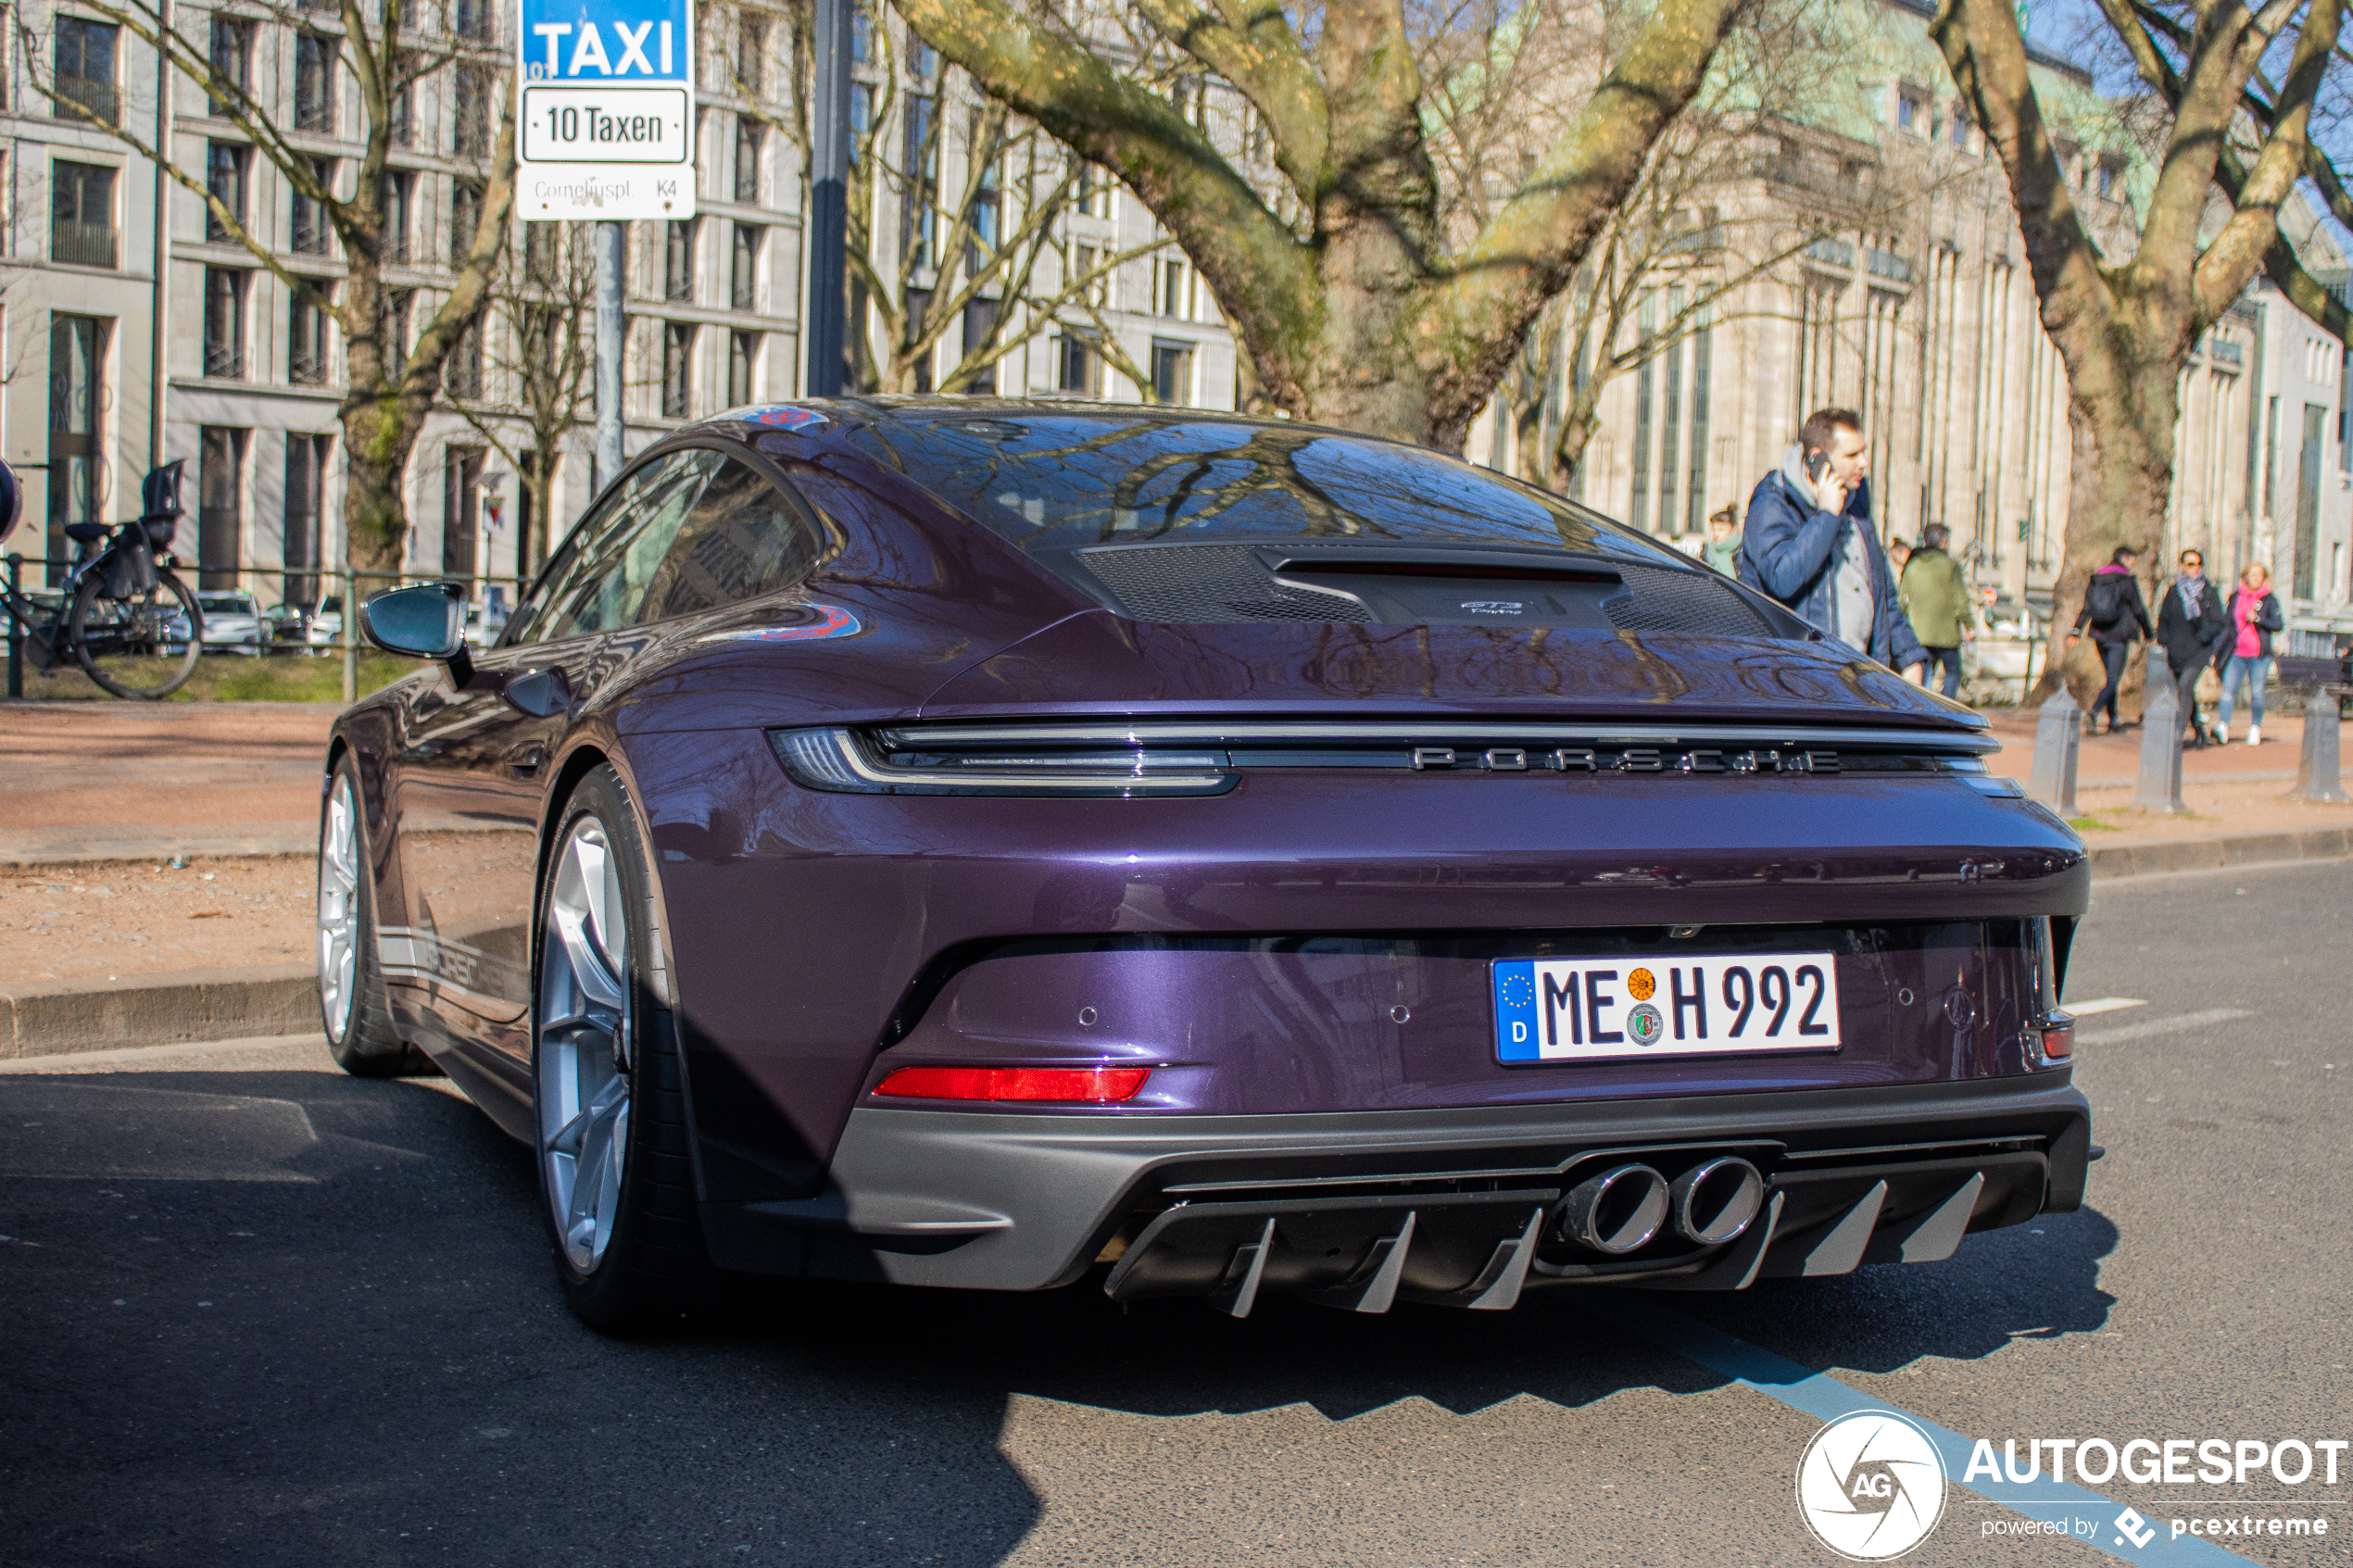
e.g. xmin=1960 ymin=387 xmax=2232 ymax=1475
xmin=4 ymin=554 xmax=531 ymax=703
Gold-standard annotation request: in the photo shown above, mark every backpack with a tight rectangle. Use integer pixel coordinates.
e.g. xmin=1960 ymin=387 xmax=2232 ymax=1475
xmin=2083 ymin=572 xmax=2132 ymax=633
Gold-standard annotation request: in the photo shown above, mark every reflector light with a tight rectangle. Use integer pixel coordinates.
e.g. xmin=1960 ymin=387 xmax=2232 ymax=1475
xmin=875 ymin=1065 xmax=1151 ymax=1102
xmin=2041 ymin=1022 xmax=2074 ymax=1061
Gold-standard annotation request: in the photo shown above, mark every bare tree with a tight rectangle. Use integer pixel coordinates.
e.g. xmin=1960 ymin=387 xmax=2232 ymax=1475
xmin=893 ymin=0 xmax=1749 ymax=448
xmin=447 ymin=221 xmax=597 ymax=573
xmin=21 ymin=0 xmax=517 ymax=574
xmin=1931 ymin=0 xmax=2346 ymax=696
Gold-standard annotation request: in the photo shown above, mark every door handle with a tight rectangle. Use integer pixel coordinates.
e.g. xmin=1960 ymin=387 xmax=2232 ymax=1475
xmin=505 ymin=743 xmax=547 ymax=777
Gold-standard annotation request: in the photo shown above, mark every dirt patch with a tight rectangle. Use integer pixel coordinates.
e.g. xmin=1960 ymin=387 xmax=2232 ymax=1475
xmin=0 ymin=857 xmax=315 ymax=983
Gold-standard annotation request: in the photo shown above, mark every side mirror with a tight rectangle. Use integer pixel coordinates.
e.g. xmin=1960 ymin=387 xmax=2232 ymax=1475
xmin=361 ymin=581 xmax=474 ymax=685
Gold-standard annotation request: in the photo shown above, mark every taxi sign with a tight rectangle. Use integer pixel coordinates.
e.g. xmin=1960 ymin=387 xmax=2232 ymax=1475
xmin=516 ymin=0 xmax=697 ymax=220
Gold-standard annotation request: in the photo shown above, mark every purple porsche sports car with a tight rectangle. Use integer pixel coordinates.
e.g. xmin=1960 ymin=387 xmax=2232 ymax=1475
xmin=321 ymin=398 xmax=2089 ymax=1329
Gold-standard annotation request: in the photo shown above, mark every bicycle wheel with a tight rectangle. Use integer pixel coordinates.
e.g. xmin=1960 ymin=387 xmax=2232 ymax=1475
xmin=68 ymin=567 xmax=203 ymax=698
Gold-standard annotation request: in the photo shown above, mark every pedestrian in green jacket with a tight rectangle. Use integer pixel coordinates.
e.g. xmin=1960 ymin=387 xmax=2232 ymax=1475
xmin=1898 ymin=523 xmax=1976 ymax=699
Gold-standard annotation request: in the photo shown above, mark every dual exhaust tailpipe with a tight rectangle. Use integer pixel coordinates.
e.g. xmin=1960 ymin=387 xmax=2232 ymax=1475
xmin=1556 ymin=1156 xmax=1766 ymax=1255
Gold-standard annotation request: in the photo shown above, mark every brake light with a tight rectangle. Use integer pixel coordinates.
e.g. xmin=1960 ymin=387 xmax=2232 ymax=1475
xmin=874 ymin=1065 xmax=1151 ymax=1102
xmin=2041 ymin=1020 xmax=2074 ymax=1062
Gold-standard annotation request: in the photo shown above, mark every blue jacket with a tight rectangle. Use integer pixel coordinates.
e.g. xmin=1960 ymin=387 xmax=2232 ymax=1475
xmin=1736 ymin=470 xmax=1927 ymax=671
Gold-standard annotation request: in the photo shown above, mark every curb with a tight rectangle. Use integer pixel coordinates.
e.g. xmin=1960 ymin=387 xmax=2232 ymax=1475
xmin=0 ymin=828 xmax=2347 ymax=1063
xmin=2084 ymin=824 xmax=2353 ymax=880
xmin=0 ymin=963 xmax=318 ymax=1061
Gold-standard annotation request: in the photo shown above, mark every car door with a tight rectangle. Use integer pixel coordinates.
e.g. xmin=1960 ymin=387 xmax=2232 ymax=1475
xmin=387 ymin=448 xmax=728 ymax=1039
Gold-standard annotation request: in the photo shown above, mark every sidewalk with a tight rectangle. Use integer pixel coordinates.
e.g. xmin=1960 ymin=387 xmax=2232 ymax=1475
xmin=1 ymin=696 xmax=2347 ymax=1058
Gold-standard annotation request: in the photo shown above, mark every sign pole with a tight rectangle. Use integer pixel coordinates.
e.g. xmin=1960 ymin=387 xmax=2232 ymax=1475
xmin=805 ymin=0 xmax=851 ymax=398
xmin=595 ymin=220 xmax=625 ymax=489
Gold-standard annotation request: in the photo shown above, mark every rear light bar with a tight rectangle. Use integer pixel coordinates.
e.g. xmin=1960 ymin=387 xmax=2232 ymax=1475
xmin=770 ymin=727 xmax=1236 ymax=797
xmin=874 ymin=1065 xmax=1152 ymax=1103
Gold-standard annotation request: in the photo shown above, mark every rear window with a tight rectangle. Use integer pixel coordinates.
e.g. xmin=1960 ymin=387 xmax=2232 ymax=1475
xmin=845 ymin=410 xmax=1684 ymax=563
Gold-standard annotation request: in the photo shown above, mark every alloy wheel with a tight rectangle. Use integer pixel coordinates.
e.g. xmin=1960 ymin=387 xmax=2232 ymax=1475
xmin=538 ymin=815 xmax=634 ymax=1274
xmin=316 ymin=774 xmax=361 ymax=1041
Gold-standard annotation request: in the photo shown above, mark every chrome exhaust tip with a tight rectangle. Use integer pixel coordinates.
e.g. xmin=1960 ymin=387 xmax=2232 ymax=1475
xmin=1670 ymin=1156 xmax=1766 ymax=1246
xmin=1558 ymin=1162 xmax=1670 ymax=1254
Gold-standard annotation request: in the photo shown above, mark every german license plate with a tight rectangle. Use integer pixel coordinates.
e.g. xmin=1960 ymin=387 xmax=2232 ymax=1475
xmin=1491 ymin=954 xmax=1843 ymax=1063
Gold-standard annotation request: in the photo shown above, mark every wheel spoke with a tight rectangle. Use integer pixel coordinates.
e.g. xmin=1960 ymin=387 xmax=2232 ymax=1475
xmin=537 ymin=809 xmax=635 ymax=1276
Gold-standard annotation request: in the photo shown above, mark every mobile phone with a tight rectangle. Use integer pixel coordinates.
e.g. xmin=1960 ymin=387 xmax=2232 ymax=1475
xmin=1805 ymin=450 xmax=1830 ymax=483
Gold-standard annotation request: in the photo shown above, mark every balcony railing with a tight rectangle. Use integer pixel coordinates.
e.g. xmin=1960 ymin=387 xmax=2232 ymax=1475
xmin=1866 ymin=247 xmax=1914 ymax=283
xmin=54 ymin=75 xmax=118 ymax=125
xmin=53 ymin=219 xmax=117 ymax=268
xmin=1804 ymin=235 xmax=1854 ymax=269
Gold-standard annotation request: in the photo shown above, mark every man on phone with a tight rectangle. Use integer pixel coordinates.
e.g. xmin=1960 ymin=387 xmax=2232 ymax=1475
xmin=1738 ymin=408 xmax=1928 ymax=678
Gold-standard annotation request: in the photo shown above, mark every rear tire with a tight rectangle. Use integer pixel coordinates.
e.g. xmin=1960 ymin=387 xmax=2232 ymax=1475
xmin=68 ymin=566 xmax=203 ymax=699
xmin=535 ymin=765 xmax=752 ymax=1332
xmin=318 ymin=756 xmax=432 ymax=1077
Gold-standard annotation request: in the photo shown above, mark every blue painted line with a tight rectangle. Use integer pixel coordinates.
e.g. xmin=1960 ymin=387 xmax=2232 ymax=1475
xmin=1583 ymin=1298 xmax=2261 ymax=1566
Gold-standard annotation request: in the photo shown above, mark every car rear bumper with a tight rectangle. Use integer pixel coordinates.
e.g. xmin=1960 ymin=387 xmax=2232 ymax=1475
xmin=699 ymin=1073 xmax=2090 ymax=1309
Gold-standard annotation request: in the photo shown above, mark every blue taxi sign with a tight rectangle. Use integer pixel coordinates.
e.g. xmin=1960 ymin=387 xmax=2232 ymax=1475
xmin=515 ymin=0 xmax=697 ymax=219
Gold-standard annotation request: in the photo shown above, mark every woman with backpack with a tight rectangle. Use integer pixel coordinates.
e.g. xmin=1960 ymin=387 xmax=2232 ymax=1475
xmin=2214 ymin=561 xmax=2285 ymax=744
xmin=2065 ymin=546 xmax=2155 ymax=734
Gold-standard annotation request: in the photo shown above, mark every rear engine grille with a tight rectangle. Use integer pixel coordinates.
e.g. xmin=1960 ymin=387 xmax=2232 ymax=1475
xmin=1077 ymin=544 xmax=1374 ymax=623
xmin=1605 ymin=561 xmax=1779 ymax=637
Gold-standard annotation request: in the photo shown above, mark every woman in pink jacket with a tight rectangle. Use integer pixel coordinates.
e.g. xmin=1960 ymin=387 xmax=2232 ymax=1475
xmin=2214 ymin=562 xmax=2285 ymax=744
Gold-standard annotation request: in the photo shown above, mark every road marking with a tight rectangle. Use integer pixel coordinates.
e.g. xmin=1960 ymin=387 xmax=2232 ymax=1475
xmin=2067 ymin=997 xmax=2146 ymax=1017
xmin=2076 ymin=1008 xmax=2253 ymax=1047
xmin=1585 ymin=1298 xmax=2263 ymax=1566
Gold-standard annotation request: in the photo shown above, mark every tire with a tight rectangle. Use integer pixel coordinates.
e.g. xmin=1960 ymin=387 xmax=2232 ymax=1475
xmin=68 ymin=566 xmax=203 ymax=699
xmin=534 ymin=764 xmax=749 ymax=1332
xmin=318 ymin=755 xmax=432 ymax=1077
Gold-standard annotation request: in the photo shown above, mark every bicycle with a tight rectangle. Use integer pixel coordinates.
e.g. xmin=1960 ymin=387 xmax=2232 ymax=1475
xmin=0 ymin=459 xmax=206 ymax=700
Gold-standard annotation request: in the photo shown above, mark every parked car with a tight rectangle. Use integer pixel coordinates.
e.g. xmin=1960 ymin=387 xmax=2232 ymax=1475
xmin=195 ymin=591 xmax=269 ymax=655
xmin=307 ymin=596 xmax=344 ymax=652
xmin=264 ymin=603 xmax=314 ymax=651
xmin=321 ymin=399 xmax=2091 ymax=1332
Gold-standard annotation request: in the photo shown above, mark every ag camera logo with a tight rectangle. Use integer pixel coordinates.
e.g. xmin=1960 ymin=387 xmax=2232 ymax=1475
xmin=1796 ymin=1411 xmax=1948 ymax=1560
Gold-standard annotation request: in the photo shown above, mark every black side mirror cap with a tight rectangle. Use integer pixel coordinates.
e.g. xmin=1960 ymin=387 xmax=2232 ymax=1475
xmin=360 ymin=581 xmax=474 ymax=685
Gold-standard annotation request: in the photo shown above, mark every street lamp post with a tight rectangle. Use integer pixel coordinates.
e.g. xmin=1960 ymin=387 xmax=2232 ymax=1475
xmin=805 ymin=0 xmax=852 ymax=398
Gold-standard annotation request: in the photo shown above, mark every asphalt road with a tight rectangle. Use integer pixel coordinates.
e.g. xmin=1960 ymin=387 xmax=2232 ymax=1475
xmin=3 ymin=859 xmax=2347 ymax=1567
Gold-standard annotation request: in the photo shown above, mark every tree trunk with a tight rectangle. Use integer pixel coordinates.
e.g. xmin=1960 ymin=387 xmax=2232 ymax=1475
xmin=2030 ymin=362 xmax=2177 ymax=701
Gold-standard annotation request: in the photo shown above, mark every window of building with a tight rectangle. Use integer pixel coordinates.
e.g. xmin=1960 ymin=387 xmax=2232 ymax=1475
xmin=1155 ymin=258 xmax=1189 ymax=319
xmin=205 ymin=141 xmax=249 ymax=242
xmin=204 ymin=268 xmax=247 ymax=378
xmin=963 ymin=299 xmax=999 ymax=394
xmin=449 ymin=178 xmax=482 ymax=263
xmin=903 ymin=94 xmax=939 ymax=269
xmin=55 ymin=18 xmax=118 ymax=124
xmin=45 ymin=314 xmax=107 ymax=587
xmin=1629 ymin=291 xmax=1655 ymax=533
xmin=384 ymin=169 xmax=414 ymax=263
xmin=283 ymin=433 xmax=330 ymax=607
xmin=446 ymin=319 xmax=483 ymax=399
xmin=1950 ymin=109 xmax=1970 ymax=150
xmin=729 ymin=330 xmax=758 ymax=406
xmin=911 ymin=38 xmax=938 ymax=79
xmin=735 ymin=119 xmax=761 ymax=204
xmin=1058 ymin=331 xmax=1100 ymax=395
xmin=51 ymin=159 xmax=116 ymax=268
xmin=1895 ymin=88 xmax=1924 ymax=132
xmin=1076 ymin=161 xmax=1110 ymax=220
xmin=296 ymin=33 xmax=336 ymax=133
xmin=208 ymin=16 xmax=254 ymax=117
xmin=443 ymin=445 xmax=484 ymax=577
xmin=291 ymin=157 xmax=333 ymax=253
xmin=731 ymin=222 xmax=761 ymax=310
xmin=1072 ymin=243 xmax=1102 ymax=307
xmin=850 ymin=5 xmax=873 ymax=61
xmin=289 ymin=284 xmax=330 ymax=384
xmin=904 ymin=286 xmax=933 ymax=392
xmin=452 ymin=0 xmax=494 ymax=42
xmin=524 ymin=219 xmax=561 ymax=281
xmin=969 ymin=151 xmax=1000 ymax=268
xmin=197 ymin=425 xmax=248 ymax=590
xmin=452 ymin=62 xmax=492 ymax=157
xmin=2095 ymin=160 xmax=2116 ymax=199
xmin=388 ymin=65 xmax=413 ymax=146
xmin=736 ymin=9 xmax=768 ymax=94
xmin=662 ymin=322 xmax=696 ymax=418
xmin=664 ymin=219 xmax=697 ymax=301
xmin=849 ymin=83 xmax=874 ymax=167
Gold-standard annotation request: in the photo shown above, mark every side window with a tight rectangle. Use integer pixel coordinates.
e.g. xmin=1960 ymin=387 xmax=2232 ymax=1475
xmin=523 ymin=450 xmax=725 ymax=643
xmin=635 ymin=458 xmax=824 ymax=623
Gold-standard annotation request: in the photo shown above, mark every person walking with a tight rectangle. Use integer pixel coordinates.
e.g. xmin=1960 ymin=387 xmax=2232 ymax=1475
xmin=1705 ymin=505 xmax=1742 ymax=576
xmin=2065 ymin=546 xmax=2153 ymax=734
xmin=2214 ymin=561 xmax=2284 ymax=745
xmin=1738 ymin=408 xmax=1928 ymax=676
xmin=1898 ymin=523 xmax=1975 ymax=699
xmin=2156 ymin=547 xmax=2231 ymax=746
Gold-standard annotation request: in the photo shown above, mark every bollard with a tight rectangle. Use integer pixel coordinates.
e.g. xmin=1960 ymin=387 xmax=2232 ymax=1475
xmin=6 ymin=554 xmax=19 ymax=699
xmin=2290 ymin=686 xmax=2347 ymax=804
xmin=2026 ymin=684 xmax=2082 ymax=815
xmin=2134 ymin=649 xmax=2185 ymax=813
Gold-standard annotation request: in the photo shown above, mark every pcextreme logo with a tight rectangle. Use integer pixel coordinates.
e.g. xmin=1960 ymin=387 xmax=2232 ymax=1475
xmin=1796 ymin=1411 xmax=1949 ymax=1561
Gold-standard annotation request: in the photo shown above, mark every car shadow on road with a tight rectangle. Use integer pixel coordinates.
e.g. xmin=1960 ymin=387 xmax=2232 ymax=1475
xmin=0 ymin=1062 xmax=2120 ymax=1568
